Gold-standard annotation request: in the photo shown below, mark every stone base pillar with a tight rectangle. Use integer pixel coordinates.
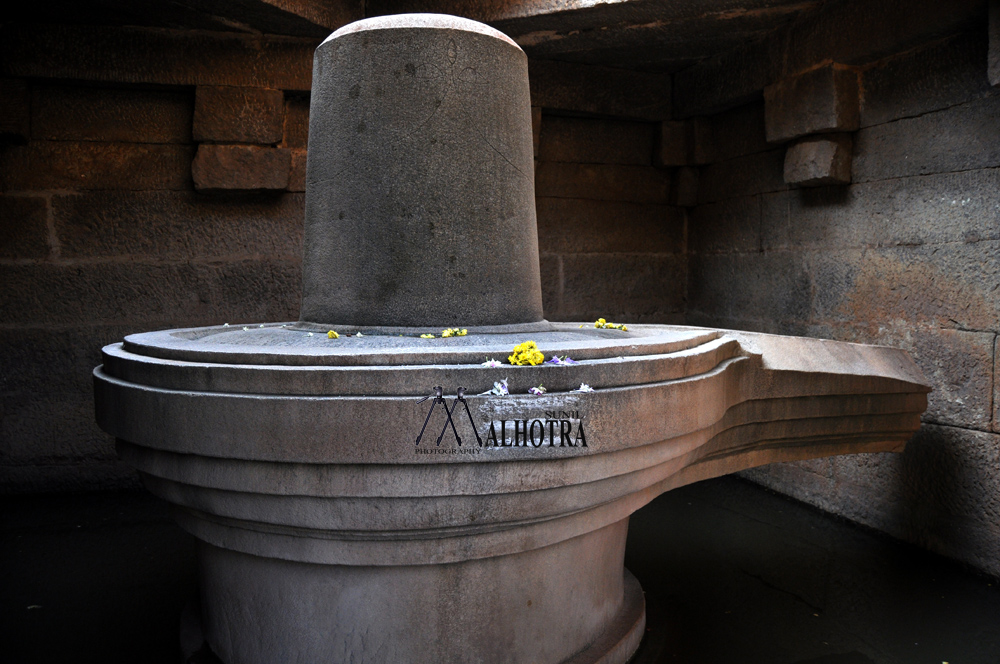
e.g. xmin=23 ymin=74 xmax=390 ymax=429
xmin=195 ymin=518 xmax=644 ymax=664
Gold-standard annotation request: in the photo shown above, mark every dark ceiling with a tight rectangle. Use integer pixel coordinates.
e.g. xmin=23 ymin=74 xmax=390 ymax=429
xmin=6 ymin=0 xmax=823 ymax=73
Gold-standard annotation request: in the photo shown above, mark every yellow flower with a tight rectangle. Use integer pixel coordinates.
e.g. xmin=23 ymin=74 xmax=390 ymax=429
xmin=327 ymin=330 xmax=339 ymax=339
xmin=441 ymin=327 xmax=468 ymax=337
xmin=595 ymin=318 xmax=628 ymax=331
xmin=420 ymin=333 xmax=435 ymax=339
xmin=508 ymin=340 xmax=545 ymax=366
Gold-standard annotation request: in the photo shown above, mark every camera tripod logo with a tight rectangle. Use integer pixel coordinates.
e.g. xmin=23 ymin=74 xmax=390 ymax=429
xmin=415 ymin=386 xmax=483 ymax=447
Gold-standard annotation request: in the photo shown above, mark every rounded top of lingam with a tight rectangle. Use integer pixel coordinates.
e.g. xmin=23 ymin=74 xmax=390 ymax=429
xmin=300 ymin=13 xmax=543 ymax=329
xmin=324 ymin=13 xmax=521 ymax=50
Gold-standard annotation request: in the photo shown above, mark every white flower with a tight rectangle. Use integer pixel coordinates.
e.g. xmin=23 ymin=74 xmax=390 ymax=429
xmin=482 ymin=358 xmax=503 ymax=368
xmin=259 ymin=324 xmax=264 ymax=328
xmin=480 ymin=378 xmax=509 ymax=396
xmin=223 ymin=323 xmax=230 ymax=327
xmin=307 ymin=332 xmax=314 ymax=337
xmin=528 ymin=384 xmax=547 ymax=395
xmin=243 ymin=326 xmax=250 ymax=331
xmin=574 ymin=383 xmax=594 ymax=392
xmin=356 ymin=331 xmax=364 ymax=337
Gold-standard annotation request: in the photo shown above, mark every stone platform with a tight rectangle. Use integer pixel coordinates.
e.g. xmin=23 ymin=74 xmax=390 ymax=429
xmin=95 ymin=322 xmax=928 ymax=663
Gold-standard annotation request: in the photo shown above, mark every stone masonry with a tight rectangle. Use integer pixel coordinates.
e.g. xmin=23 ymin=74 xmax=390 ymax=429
xmin=2 ymin=0 xmax=999 ymax=582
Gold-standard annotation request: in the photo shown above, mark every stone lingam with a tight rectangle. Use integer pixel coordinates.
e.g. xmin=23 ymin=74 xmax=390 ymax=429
xmin=94 ymin=13 xmax=930 ymax=664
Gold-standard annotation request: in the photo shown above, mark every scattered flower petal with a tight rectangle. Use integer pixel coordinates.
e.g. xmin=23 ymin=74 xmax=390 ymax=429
xmin=574 ymin=383 xmax=594 ymax=392
xmin=546 ymin=355 xmax=578 ymax=365
xmin=356 ymin=331 xmax=364 ymax=337
xmin=259 ymin=324 xmax=265 ymax=328
xmin=479 ymin=378 xmax=510 ymax=396
xmin=307 ymin=332 xmax=314 ymax=337
xmin=528 ymin=384 xmax=547 ymax=395
xmin=243 ymin=326 xmax=250 ymax=331
xmin=482 ymin=358 xmax=503 ymax=368
xmin=327 ymin=330 xmax=339 ymax=339
xmin=509 ymin=340 xmax=545 ymax=366
xmin=594 ymin=318 xmax=628 ymax=331
xmin=223 ymin=323 xmax=230 ymax=327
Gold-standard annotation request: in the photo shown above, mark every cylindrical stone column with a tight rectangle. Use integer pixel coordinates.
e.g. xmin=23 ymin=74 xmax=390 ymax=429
xmin=300 ymin=14 xmax=544 ymax=328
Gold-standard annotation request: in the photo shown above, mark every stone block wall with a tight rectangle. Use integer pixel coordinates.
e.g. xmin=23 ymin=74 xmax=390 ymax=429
xmin=685 ymin=29 xmax=1000 ymax=576
xmin=533 ymin=113 xmax=686 ymax=324
xmin=0 ymin=26 xmax=316 ymax=492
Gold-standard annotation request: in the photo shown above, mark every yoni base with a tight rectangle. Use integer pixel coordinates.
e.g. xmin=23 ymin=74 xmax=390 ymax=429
xmin=184 ymin=518 xmax=644 ymax=664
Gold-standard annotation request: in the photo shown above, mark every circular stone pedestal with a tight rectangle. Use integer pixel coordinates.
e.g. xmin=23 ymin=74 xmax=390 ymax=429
xmin=97 ymin=322 xmax=729 ymax=664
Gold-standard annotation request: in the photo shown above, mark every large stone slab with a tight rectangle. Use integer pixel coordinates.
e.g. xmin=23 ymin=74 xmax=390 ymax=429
xmin=783 ymin=134 xmax=852 ymax=187
xmin=31 ymin=84 xmax=193 ymax=144
xmin=0 ymin=141 xmax=193 ymax=192
xmin=193 ymin=86 xmax=285 ymax=145
xmin=764 ymin=65 xmax=859 ymax=143
xmin=853 ymin=94 xmax=1000 ymax=183
xmin=539 ymin=116 xmax=654 ymax=166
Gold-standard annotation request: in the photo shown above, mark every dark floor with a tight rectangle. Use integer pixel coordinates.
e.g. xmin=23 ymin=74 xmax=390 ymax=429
xmin=2 ymin=476 xmax=998 ymax=664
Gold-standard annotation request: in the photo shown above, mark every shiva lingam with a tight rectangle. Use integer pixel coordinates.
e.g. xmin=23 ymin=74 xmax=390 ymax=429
xmin=94 ymin=14 xmax=929 ymax=664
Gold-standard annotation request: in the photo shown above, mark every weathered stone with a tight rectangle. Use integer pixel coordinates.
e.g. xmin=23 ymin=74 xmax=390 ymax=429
xmin=0 ymin=142 xmax=193 ymax=191
xmin=746 ymin=423 xmax=1000 ymax=578
xmin=531 ymin=106 xmax=541 ymax=158
xmin=0 ymin=260 xmax=300 ymax=326
xmin=287 ymin=148 xmax=307 ymax=192
xmin=2 ymin=393 xmax=116 ymax=463
xmin=689 ymin=196 xmax=759 ymax=255
xmin=535 ymin=198 xmax=684 ymax=254
xmin=0 ymin=24 xmax=317 ymax=91
xmin=764 ymin=65 xmax=860 ymax=143
xmin=709 ymin=101 xmax=769 ymax=163
xmin=0 ymin=195 xmax=49 ymax=259
xmin=672 ymin=166 xmax=699 ymax=207
xmin=809 ymin=243 xmax=1000 ymax=332
xmin=51 ymin=191 xmax=303 ymax=260
xmin=698 ymin=148 xmax=786 ymax=205
xmin=761 ymin=169 xmax=1000 ymax=252
xmin=538 ymin=251 xmax=562 ymax=317
xmin=853 ymin=95 xmax=1000 ymax=183
xmin=0 ymin=324 xmax=136 ymax=395
xmin=673 ymin=28 xmax=784 ymax=118
xmin=282 ymin=95 xmax=310 ymax=148
xmin=987 ymin=0 xmax=999 ymax=86
xmin=687 ymin=251 xmax=812 ymax=330
xmin=675 ymin=0 xmax=984 ymax=118
xmin=527 ymin=58 xmax=670 ymax=120
xmin=560 ymin=253 xmax=686 ymax=322
xmin=806 ymin=321 xmax=995 ymax=430
xmin=534 ymin=162 xmax=670 ymax=204
xmin=193 ymin=86 xmax=285 ymax=145
xmin=0 ymin=78 xmax=30 ymax=143
xmin=995 ymin=335 xmax=999 ymax=433
xmin=301 ymin=15 xmax=541 ymax=327
xmin=191 ymin=144 xmax=290 ymax=191
xmin=690 ymin=117 xmax=713 ymax=165
xmin=31 ymin=84 xmax=193 ymax=143
xmin=657 ymin=120 xmax=688 ymax=166
xmin=783 ymin=134 xmax=852 ymax=187
xmin=657 ymin=119 xmax=713 ymax=166
xmin=538 ymin=116 xmax=654 ymax=165
xmin=861 ymin=32 xmax=992 ymax=128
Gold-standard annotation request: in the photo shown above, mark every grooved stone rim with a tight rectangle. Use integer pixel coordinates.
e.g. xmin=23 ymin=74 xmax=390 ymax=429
xmin=120 ymin=323 xmax=722 ymax=367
